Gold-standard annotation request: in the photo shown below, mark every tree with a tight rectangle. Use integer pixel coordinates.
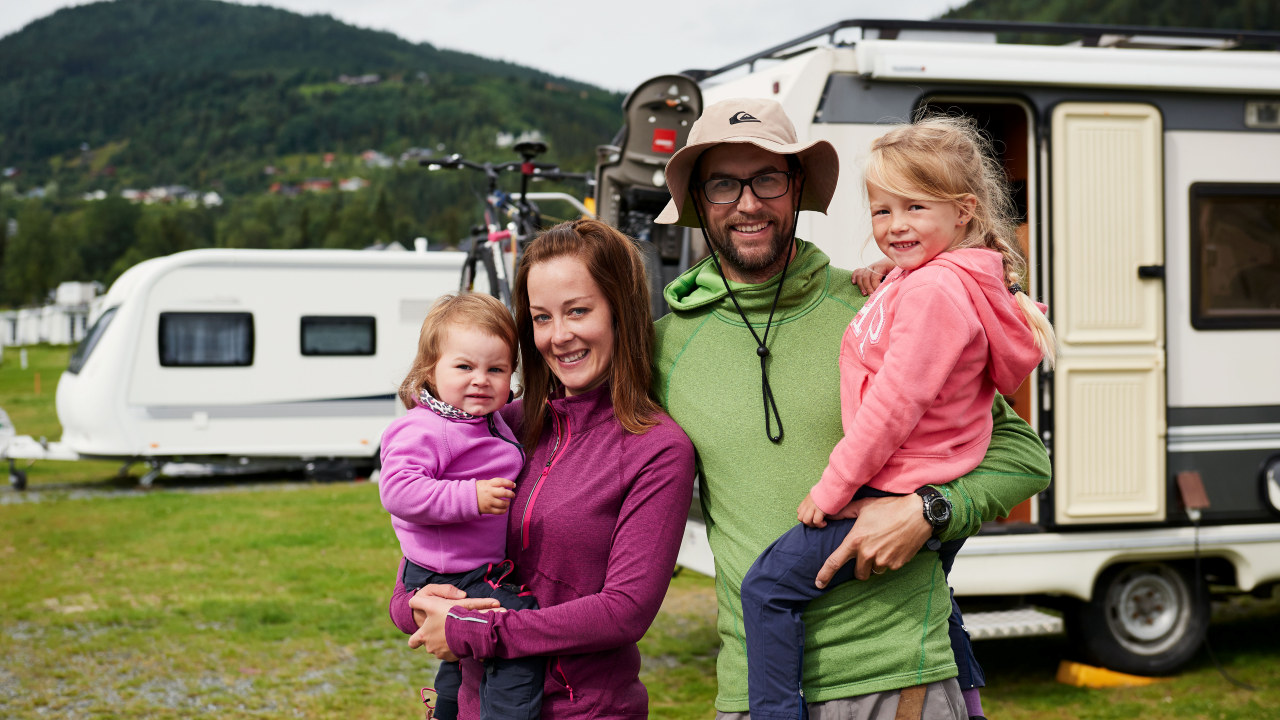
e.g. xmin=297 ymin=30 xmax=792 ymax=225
xmin=49 ymin=212 xmax=86 ymax=287
xmin=373 ymin=187 xmax=393 ymax=245
xmin=297 ymin=205 xmax=312 ymax=248
xmin=0 ymin=206 xmax=8 ymax=295
xmin=2 ymin=202 xmax=56 ymax=305
xmin=105 ymin=204 xmax=212 ymax=282
xmin=76 ymin=196 xmax=141 ymax=282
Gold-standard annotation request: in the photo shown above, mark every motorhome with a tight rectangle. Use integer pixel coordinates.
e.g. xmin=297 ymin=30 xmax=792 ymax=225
xmin=4 ymin=247 xmax=471 ymax=486
xmin=660 ymin=19 xmax=1280 ymax=675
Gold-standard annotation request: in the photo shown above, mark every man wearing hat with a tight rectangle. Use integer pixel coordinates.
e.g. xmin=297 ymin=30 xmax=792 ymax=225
xmin=651 ymin=98 xmax=1050 ymax=719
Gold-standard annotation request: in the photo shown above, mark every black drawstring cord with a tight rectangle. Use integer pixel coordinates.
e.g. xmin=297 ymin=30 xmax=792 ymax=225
xmin=711 ymin=245 xmax=791 ymax=443
xmin=689 ymin=176 xmax=805 ymax=444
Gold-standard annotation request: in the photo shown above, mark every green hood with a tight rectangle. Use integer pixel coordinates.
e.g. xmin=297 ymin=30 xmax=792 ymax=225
xmin=663 ymin=239 xmax=836 ymax=321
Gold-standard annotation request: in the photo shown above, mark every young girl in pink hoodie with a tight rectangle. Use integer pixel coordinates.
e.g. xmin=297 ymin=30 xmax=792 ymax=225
xmin=379 ymin=292 xmax=540 ymax=720
xmin=742 ymin=116 xmax=1057 ymax=720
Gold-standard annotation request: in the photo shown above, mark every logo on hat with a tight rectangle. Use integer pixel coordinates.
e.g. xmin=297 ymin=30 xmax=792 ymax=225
xmin=728 ymin=111 xmax=761 ymax=125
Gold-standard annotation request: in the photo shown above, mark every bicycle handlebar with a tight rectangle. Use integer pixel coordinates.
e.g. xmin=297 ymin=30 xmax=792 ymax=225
xmin=427 ymin=147 xmax=594 ymax=308
xmin=421 ymin=154 xmax=593 ymax=186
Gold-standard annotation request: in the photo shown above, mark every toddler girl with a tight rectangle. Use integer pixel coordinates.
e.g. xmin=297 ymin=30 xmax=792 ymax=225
xmin=380 ymin=292 xmax=541 ymax=720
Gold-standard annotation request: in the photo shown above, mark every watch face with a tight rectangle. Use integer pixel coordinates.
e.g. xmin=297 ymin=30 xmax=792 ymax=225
xmin=927 ymin=496 xmax=950 ymax=524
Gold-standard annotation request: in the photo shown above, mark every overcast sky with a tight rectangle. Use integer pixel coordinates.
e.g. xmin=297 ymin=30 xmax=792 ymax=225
xmin=0 ymin=0 xmax=962 ymax=92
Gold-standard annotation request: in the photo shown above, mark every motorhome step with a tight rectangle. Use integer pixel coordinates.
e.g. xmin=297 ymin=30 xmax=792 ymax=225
xmin=964 ymin=607 xmax=1063 ymax=640
xmin=979 ymin=521 xmax=1047 ymax=535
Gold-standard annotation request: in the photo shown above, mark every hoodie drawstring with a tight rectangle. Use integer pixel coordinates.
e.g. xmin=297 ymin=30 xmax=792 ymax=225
xmin=689 ymin=175 xmax=805 ymax=444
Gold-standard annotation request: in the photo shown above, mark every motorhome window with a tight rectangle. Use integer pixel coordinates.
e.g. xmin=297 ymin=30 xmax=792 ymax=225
xmin=300 ymin=316 xmax=376 ymax=356
xmin=1191 ymin=183 xmax=1280 ymax=330
xmin=158 ymin=312 xmax=254 ymax=367
xmin=66 ymin=306 xmax=118 ymax=375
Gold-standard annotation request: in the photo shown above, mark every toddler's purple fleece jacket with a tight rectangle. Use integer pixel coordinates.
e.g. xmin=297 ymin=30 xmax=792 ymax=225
xmin=379 ymin=404 xmax=523 ymax=573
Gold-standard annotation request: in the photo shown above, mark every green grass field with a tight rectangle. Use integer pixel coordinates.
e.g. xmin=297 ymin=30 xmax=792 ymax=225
xmin=2 ymin=346 xmax=1278 ymax=718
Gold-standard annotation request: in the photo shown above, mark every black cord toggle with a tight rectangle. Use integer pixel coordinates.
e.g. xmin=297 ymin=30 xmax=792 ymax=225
xmin=756 ymin=346 xmax=769 ymax=358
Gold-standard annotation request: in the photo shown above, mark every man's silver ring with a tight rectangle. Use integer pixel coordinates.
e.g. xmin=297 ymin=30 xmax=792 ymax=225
xmin=872 ymin=567 xmax=885 ymax=575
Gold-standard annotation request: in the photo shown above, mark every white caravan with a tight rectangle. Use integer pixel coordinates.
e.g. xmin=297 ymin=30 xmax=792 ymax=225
xmin=668 ymin=19 xmax=1280 ymax=675
xmin=4 ymin=247 xmax=470 ymax=485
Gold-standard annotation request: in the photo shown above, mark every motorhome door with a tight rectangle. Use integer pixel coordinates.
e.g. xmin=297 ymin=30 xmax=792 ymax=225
xmin=1049 ymin=102 xmax=1168 ymax=525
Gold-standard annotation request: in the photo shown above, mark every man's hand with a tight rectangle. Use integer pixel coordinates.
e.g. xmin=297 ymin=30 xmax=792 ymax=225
xmin=407 ymin=584 xmax=502 ymax=659
xmin=797 ymin=493 xmax=827 ymax=528
xmin=851 ymin=258 xmax=894 ymax=296
xmin=814 ymin=494 xmax=931 ymax=588
xmin=476 ymin=477 xmax=516 ymax=515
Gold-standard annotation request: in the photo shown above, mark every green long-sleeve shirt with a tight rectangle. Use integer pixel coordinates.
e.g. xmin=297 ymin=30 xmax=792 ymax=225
xmin=653 ymin=240 xmax=1051 ymax=710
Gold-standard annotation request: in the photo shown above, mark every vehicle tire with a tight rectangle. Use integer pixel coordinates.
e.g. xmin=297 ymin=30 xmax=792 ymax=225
xmin=1064 ymin=561 xmax=1208 ymax=675
xmin=460 ymin=242 xmax=480 ymax=293
xmin=367 ymin=446 xmax=382 ymax=484
xmin=9 ymin=468 xmax=27 ymax=491
xmin=478 ymin=248 xmax=504 ymax=304
xmin=460 ymin=261 xmax=475 ymax=293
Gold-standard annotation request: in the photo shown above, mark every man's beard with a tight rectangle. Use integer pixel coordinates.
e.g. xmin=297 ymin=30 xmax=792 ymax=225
xmin=705 ymin=212 xmax=795 ymax=278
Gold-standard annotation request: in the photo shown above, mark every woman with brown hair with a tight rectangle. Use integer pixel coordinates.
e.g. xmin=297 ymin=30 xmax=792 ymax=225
xmin=389 ymin=218 xmax=696 ymax=719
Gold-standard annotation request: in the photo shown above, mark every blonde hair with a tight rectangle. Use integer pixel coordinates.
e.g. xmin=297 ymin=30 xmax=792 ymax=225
xmin=865 ymin=114 xmax=1056 ymax=367
xmin=513 ymin=218 xmax=662 ymax=448
xmin=397 ymin=293 xmax=519 ymax=409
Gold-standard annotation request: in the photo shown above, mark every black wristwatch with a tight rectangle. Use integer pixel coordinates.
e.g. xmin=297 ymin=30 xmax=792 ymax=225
xmin=915 ymin=487 xmax=952 ymax=534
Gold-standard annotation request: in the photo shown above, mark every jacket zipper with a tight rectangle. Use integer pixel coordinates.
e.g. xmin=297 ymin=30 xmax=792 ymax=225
xmin=487 ymin=414 xmax=525 ymax=465
xmin=552 ymin=657 xmax=575 ymax=702
xmin=520 ymin=405 xmax=571 ymax=550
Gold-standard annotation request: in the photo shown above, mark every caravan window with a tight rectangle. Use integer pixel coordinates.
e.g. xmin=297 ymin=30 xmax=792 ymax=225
xmin=300 ymin=316 xmax=376 ymax=356
xmin=159 ymin=312 xmax=254 ymax=367
xmin=1191 ymin=183 xmax=1280 ymax=330
xmin=67 ymin=306 xmax=118 ymax=375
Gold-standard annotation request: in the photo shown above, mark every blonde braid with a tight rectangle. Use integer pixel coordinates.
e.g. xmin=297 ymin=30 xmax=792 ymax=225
xmin=991 ymin=237 xmax=1057 ymax=369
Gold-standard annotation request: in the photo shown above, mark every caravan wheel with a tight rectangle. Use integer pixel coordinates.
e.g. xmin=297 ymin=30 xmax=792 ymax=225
xmin=368 ymin=445 xmax=381 ymax=484
xmin=1065 ymin=561 xmax=1208 ymax=675
xmin=8 ymin=468 xmax=26 ymax=491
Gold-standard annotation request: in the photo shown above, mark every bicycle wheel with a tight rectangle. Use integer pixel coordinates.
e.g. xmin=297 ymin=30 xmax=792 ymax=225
xmin=459 ymin=232 xmax=484 ymax=293
xmin=478 ymin=245 xmax=509 ymax=306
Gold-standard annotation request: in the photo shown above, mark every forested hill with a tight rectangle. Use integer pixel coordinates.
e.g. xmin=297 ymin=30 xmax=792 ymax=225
xmin=0 ymin=0 xmax=621 ymax=194
xmin=945 ymin=0 xmax=1278 ymax=31
xmin=0 ymin=0 xmax=626 ymax=306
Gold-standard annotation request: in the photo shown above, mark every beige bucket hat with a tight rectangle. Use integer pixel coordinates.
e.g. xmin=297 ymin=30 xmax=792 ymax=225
xmin=655 ymin=97 xmax=839 ymax=228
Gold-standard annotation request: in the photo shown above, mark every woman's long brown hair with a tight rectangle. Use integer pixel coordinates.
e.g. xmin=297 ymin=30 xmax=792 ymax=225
xmin=513 ymin=218 xmax=662 ymax=449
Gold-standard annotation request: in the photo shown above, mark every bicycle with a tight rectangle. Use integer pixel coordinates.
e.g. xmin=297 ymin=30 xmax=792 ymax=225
xmin=423 ymin=141 xmax=594 ymax=308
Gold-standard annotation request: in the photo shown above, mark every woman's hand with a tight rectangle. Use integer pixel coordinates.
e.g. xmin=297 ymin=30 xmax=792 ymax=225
xmin=406 ymin=584 xmax=502 ymax=660
xmin=851 ymin=258 xmax=894 ymax=296
xmin=813 ymin=494 xmax=931 ymax=588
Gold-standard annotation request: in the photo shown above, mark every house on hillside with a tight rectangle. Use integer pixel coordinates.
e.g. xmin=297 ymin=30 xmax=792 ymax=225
xmin=338 ymin=73 xmax=380 ymax=86
xmin=361 ymin=150 xmax=392 ymax=168
xmin=338 ymin=177 xmax=368 ymax=192
xmin=495 ymin=130 xmax=545 ymax=148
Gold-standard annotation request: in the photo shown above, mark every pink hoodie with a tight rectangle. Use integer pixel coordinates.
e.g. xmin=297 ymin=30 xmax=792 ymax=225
xmin=812 ymin=247 xmax=1045 ymax=514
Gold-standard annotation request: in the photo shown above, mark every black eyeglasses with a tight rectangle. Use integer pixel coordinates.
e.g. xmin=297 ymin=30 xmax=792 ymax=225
xmin=701 ymin=170 xmax=796 ymax=205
